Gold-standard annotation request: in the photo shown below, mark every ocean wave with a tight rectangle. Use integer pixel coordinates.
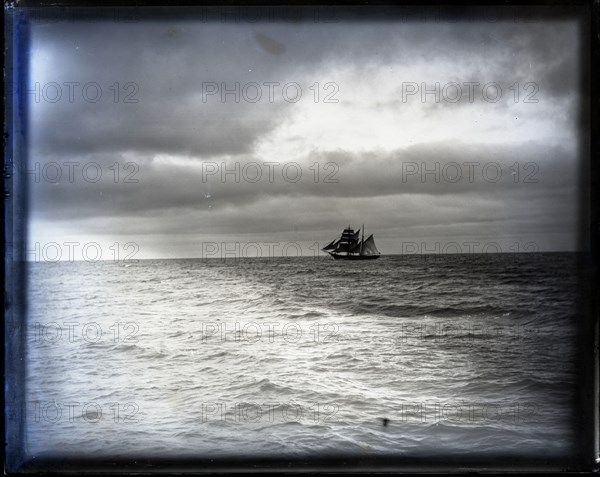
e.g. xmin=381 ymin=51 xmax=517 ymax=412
xmin=25 ymin=253 xmax=582 ymax=457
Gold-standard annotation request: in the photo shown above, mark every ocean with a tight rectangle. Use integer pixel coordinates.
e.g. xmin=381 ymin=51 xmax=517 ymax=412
xmin=24 ymin=253 xmax=583 ymax=459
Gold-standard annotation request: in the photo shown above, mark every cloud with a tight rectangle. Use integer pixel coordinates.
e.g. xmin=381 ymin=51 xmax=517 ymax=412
xmin=25 ymin=11 xmax=586 ymax=255
xmin=28 ymin=141 xmax=579 ymax=252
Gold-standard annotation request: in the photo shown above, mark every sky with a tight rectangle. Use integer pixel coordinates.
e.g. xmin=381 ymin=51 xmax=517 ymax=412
xmin=23 ymin=7 xmax=587 ymax=259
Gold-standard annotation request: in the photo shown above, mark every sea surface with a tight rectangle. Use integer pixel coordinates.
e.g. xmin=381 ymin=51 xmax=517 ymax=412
xmin=24 ymin=253 xmax=584 ymax=459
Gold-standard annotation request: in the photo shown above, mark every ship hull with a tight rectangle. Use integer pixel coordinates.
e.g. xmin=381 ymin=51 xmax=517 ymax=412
xmin=329 ymin=253 xmax=380 ymax=260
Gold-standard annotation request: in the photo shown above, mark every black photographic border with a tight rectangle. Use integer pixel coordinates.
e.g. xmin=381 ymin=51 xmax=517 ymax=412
xmin=4 ymin=0 xmax=598 ymax=472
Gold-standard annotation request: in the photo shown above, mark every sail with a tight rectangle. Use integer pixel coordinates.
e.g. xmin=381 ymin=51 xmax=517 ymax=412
xmin=349 ymin=240 xmax=362 ymax=253
xmin=340 ymin=228 xmax=356 ymax=241
xmin=334 ymin=241 xmax=352 ymax=253
xmin=335 ymin=227 xmax=360 ymax=252
xmin=361 ymin=234 xmax=380 ymax=255
xmin=321 ymin=239 xmax=337 ymax=251
xmin=345 ymin=229 xmax=366 ymax=253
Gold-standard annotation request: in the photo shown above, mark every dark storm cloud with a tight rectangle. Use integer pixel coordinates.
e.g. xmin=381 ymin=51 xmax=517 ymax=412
xmin=29 ymin=17 xmax=580 ymax=158
xmin=375 ymin=20 xmax=580 ymax=115
xmin=29 ymin=22 xmax=313 ymax=158
xmin=33 ymin=112 xmax=276 ymax=158
xmin=29 ymin=141 xmax=576 ymax=218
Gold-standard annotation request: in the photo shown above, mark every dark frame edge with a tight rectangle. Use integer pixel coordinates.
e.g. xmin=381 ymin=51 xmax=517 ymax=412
xmin=4 ymin=3 xmax=31 ymax=474
xmin=3 ymin=0 xmax=599 ymax=473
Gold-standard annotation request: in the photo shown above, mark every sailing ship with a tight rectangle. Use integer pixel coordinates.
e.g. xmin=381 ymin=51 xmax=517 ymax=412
xmin=322 ymin=225 xmax=381 ymax=260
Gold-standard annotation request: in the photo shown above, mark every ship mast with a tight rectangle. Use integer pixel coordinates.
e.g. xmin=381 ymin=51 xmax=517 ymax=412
xmin=347 ymin=224 xmax=350 ymax=257
xmin=361 ymin=224 xmax=364 ymax=255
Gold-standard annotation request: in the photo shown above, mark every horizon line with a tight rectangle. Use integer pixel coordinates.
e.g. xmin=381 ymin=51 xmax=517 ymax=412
xmin=22 ymin=250 xmax=585 ymax=263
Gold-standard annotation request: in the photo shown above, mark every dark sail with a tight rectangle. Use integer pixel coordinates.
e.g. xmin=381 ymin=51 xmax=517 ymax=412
xmin=340 ymin=228 xmax=357 ymax=241
xmin=349 ymin=241 xmax=362 ymax=253
xmin=336 ymin=227 xmax=360 ymax=253
xmin=335 ymin=240 xmax=356 ymax=253
xmin=321 ymin=239 xmax=337 ymax=251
